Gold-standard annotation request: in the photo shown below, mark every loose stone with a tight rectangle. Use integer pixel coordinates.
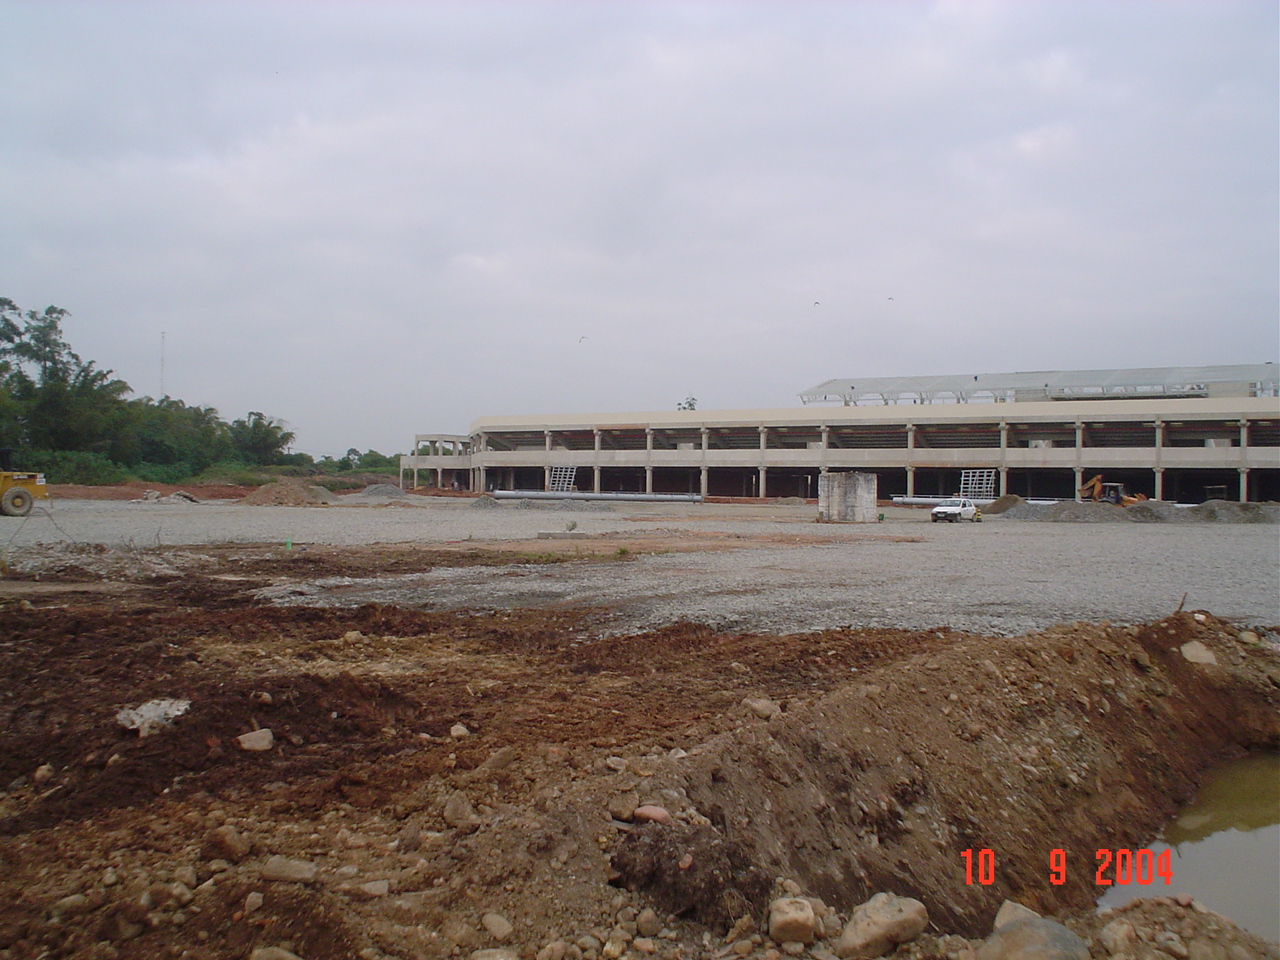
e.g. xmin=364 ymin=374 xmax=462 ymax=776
xmin=1179 ymin=641 xmax=1217 ymax=666
xmin=259 ymin=856 xmax=317 ymax=883
xmin=632 ymin=805 xmax=673 ymax=825
xmin=482 ymin=912 xmax=514 ymax=941
xmin=636 ymin=907 xmax=662 ymax=938
xmin=743 ymin=697 xmax=781 ymax=720
xmin=769 ymin=897 xmax=817 ymax=945
xmin=237 ymin=728 xmax=275 ymax=752
xmin=992 ymin=900 xmax=1040 ymax=932
xmin=249 ymin=949 xmax=307 ymax=960
xmin=975 ymin=918 xmax=1087 ymax=960
xmin=834 ymin=892 xmax=928 ymax=959
xmin=206 ymin=825 xmax=252 ymax=862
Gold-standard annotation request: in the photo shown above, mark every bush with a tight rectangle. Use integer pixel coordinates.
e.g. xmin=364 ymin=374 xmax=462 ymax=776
xmin=133 ymin=461 xmax=198 ymax=484
xmin=192 ymin=460 xmax=276 ymax=487
xmin=20 ymin=450 xmax=130 ymax=485
xmin=310 ymin=476 xmax=366 ymax=492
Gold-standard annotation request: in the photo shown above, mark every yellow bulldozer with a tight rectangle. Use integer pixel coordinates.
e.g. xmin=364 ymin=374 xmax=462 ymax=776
xmin=1079 ymin=474 xmax=1148 ymax=507
xmin=0 ymin=450 xmax=49 ymax=517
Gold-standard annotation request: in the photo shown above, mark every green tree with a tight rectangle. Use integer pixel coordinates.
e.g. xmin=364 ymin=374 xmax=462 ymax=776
xmin=228 ymin=411 xmax=296 ymax=465
xmin=0 ymin=302 xmax=131 ymax=453
xmin=1 ymin=297 xmax=304 ymax=482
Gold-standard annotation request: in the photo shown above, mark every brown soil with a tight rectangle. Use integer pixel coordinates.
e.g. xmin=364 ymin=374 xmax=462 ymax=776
xmin=0 ymin=546 xmax=1276 ymax=960
xmin=49 ymin=482 xmax=257 ymax=502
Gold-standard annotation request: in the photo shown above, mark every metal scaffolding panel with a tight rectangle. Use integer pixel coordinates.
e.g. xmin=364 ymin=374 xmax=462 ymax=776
xmin=959 ymin=470 xmax=997 ymax=499
xmin=548 ymin=466 xmax=578 ymax=492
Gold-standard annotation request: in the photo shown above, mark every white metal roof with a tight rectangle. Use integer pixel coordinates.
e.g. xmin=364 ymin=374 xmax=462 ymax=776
xmin=800 ymin=364 xmax=1279 ymax=406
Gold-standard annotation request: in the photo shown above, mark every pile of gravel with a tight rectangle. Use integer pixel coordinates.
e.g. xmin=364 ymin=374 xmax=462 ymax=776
xmin=1001 ymin=497 xmax=1279 ymax=524
xmin=982 ymin=494 xmax=1023 ymax=515
xmin=239 ymin=481 xmax=326 ymax=507
xmin=469 ymin=495 xmax=502 ymax=509
xmin=348 ymin=484 xmax=412 ymax=500
xmin=1186 ymin=499 xmax=1280 ymax=523
xmin=511 ymin=498 xmax=612 ymax=512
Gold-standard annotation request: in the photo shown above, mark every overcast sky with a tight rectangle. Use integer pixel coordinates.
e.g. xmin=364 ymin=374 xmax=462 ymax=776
xmin=2 ymin=1 xmax=1276 ymax=457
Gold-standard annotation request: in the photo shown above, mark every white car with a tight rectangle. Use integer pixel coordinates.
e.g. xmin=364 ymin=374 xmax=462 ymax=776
xmin=931 ymin=498 xmax=981 ymax=522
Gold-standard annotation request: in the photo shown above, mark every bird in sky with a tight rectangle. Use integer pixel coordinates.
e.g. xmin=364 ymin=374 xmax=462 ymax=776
xmin=578 ymin=336 xmax=588 ymax=343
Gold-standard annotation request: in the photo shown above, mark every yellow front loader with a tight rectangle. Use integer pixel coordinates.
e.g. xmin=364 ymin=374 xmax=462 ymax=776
xmin=0 ymin=450 xmax=49 ymax=516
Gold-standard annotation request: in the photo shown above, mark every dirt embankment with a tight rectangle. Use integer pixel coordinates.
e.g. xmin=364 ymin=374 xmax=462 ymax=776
xmin=0 ymin=544 xmax=1275 ymax=960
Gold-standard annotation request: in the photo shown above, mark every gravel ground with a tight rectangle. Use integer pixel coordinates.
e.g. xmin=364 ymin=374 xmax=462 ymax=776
xmin=5 ymin=497 xmax=1278 ymax=636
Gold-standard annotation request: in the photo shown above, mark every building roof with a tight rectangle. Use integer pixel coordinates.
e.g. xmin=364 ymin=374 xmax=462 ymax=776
xmin=800 ymin=364 xmax=1279 ymax=406
xmin=470 ymin=395 xmax=1280 ymax=434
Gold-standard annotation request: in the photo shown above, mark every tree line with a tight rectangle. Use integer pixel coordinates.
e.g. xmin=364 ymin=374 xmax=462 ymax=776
xmin=0 ymin=299 xmax=397 ymax=484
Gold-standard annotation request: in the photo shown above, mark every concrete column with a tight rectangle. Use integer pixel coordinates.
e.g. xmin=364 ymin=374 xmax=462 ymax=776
xmin=1239 ymin=419 xmax=1249 ymax=448
xmin=1073 ymin=466 xmax=1083 ymax=501
xmin=1155 ymin=419 xmax=1165 ymax=448
xmin=1074 ymin=421 xmax=1084 ymax=448
xmin=1239 ymin=468 xmax=1249 ymax=503
xmin=999 ymin=466 xmax=1009 ymax=497
xmin=821 ymin=425 xmax=830 ymax=449
xmin=543 ymin=465 xmax=551 ymax=491
xmin=478 ymin=465 xmax=487 ymax=492
xmin=758 ymin=426 xmax=768 ymax=498
xmin=594 ymin=429 xmax=602 ymax=452
xmin=999 ymin=421 xmax=1008 ymax=451
xmin=1154 ymin=468 xmax=1164 ymax=502
xmin=645 ymin=428 xmax=653 ymax=452
xmin=700 ymin=466 xmax=708 ymax=498
xmin=906 ymin=424 xmax=916 ymax=449
xmin=700 ymin=426 xmax=709 ymax=451
xmin=906 ymin=466 xmax=915 ymax=498
xmin=545 ymin=430 xmax=553 ymax=451
xmin=645 ymin=466 xmax=653 ymax=494
xmin=593 ymin=465 xmax=601 ymax=494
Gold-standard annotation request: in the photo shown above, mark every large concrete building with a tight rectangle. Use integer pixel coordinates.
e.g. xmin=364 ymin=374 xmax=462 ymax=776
xmin=401 ymin=365 xmax=1280 ymax=503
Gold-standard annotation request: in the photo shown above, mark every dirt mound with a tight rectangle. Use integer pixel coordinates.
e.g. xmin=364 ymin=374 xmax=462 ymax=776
xmin=0 ymin=571 xmax=1275 ymax=960
xmin=237 ymin=480 xmax=327 ymax=506
xmin=49 ymin=481 xmax=255 ymax=501
xmin=1001 ymin=498 xmax=1280 ymax=524
xmin=982 ymin=493 xmax=1023 ymax=515
xmin=470 ymin=494 xmax=502 ymax=508
xmin=345 ymin=483 xmax=413 ymax=500
xmin=1040 ymin=500 xmax=1130 ymax=522
xmin=1124 ymin=500 xmax=1184 ymax=522
xmin=1187 ymin=499 xmax=1280 ymax=523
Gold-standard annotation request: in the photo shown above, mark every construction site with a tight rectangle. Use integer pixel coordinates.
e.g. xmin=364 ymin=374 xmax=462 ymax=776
xmin=400 ymin=365 xmax=1280 ymax=506
xmin=0 ymin=364 xmax=1277 ymax=960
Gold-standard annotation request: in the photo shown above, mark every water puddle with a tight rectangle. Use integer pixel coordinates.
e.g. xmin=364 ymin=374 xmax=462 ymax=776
xmin=1097 ymin=752 xmax=1280 ymax=941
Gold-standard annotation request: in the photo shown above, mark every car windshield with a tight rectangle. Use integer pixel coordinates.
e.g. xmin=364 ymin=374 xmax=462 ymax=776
xmin=938 ymin=499 xmax=962 ymax=506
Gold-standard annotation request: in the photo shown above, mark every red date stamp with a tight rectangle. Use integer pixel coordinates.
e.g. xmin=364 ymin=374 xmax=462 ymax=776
xmin=961 ymin=848 xmax=1173 ymax=886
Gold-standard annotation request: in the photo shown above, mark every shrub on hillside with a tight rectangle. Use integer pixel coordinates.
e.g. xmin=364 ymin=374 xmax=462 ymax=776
xmin=20 ymin=450 xmax=130 ymax=485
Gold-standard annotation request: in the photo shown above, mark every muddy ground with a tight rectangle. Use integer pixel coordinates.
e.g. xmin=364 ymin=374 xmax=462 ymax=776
xmin=0 ymin=534 xmax=1277 ymax=960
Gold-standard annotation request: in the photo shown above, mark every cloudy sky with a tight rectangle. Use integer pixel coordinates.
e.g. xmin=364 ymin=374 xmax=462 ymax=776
xmin=2 ymin=1 xmax=1276 ymax=457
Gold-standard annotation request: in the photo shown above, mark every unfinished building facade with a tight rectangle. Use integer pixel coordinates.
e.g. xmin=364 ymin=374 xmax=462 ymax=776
xmin=400 ymin=365 xmax=1280 ymax=503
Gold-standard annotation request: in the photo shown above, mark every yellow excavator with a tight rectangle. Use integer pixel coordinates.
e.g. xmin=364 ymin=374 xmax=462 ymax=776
xmin=1079 ymin=474 xmax=1148 ymax=507
xmin=0 ymin=450 xmax=49 ymax=517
